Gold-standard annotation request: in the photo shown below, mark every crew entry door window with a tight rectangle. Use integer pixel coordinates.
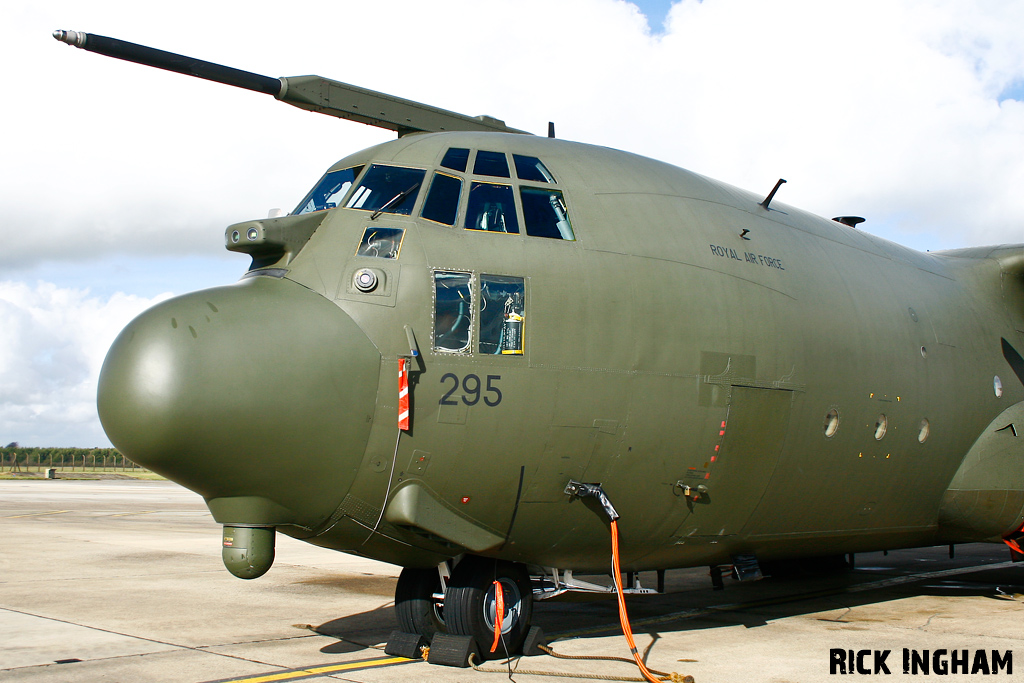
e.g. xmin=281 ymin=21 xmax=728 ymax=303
xmin=433 ymin=271 xmax=473 ymax=353
xmin=480 ymin=275 xmax=525 ymax=355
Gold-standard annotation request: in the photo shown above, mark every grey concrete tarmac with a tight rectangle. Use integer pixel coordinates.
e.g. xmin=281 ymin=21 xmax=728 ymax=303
xmin=1 ymin=479 xmax=1022 ymax=682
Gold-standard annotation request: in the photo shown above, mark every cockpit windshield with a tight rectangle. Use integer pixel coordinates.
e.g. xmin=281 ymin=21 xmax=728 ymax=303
xmin=292 ymin=166 xmax=363 ymax=215
xmin=345 ymin=165 xmax=426 ymax=216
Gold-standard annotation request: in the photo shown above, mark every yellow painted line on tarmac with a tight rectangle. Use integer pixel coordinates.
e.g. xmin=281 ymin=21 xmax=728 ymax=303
xmin=204 ymin=655 xmax=415 ymax=683
xmin=109 ymin=510 xmax=157 ymax=517
xmin=1 ymin=510 xmax=70 ymax=519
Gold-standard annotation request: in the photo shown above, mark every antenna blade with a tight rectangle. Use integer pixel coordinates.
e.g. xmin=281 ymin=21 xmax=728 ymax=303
xmin=759 ymin=178 xmax=787 ymax=210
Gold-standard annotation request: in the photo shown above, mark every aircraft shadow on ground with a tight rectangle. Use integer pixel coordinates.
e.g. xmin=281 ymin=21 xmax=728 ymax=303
xmin=533 ymin=561 xmax=1023 ymax=639
xmin=313 ymin=547 xmax=1022 ymax=656
xmin=316 ymin=602 xmax=398 ymax=653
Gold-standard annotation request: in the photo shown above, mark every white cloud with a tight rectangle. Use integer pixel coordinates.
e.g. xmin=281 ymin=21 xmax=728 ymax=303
xmin=0 ymin=282 xmax=171 ymax=447
xmin=2 ymin=0 xmax=1023 ymax=444
xmin=7 ymin=0 xmax=1021 ymax=260
xmin=6 ymin=0 xmax=1023 ymax=256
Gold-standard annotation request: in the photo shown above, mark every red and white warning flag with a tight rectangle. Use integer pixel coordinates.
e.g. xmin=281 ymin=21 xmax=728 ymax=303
xmin=398 ymin=358 xmax=410 ymax=431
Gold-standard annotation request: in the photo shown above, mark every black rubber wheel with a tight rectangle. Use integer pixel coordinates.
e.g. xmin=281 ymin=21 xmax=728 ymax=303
xmin=394 ymin=566 xmax=446 ymax=639
xmin=445 ymin=556 xmax=533 ymax=659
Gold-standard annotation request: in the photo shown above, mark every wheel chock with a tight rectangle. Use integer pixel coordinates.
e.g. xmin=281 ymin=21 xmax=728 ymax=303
xmin=384 ymin=630 xmax=428 ymax=659
xmin=522 ymin=625 xmax=547 ymax=656
xmin=427 ymin=633 xmax=479 ymax=668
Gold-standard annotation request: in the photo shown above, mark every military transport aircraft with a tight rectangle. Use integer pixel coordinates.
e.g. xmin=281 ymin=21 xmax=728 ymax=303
xmin=56 ymin=29 xmax=1024 ymax=669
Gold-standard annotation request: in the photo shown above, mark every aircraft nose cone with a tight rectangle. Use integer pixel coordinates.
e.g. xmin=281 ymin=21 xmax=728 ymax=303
xmin=97 ymin=276 xmax=381 ymax=525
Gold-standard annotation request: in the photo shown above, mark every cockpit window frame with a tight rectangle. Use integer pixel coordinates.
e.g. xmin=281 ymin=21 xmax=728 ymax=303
xmin=417 ymin=148 xmax=581 ymax=243
xmin=464 ymin=180 xmax=522 ymax=235
xmin=420 ymin=171 xmax=464 ymax=227
xmin=343 ymin=163 xmax=428 ymax=218
xmin=519 ymin=185 xmax=575 ymax=240
xmin=431 ymin=269 xmax=475 ymax=355
xmin=440 ymin=147 xmax=470 ymax=173
xmin=513 ymin=155 xmax=556 ymax=184
xmin=473 ymin=150 xmax=512 ymax=178
xmin=291 ymin=165 xmax=365 ymax=216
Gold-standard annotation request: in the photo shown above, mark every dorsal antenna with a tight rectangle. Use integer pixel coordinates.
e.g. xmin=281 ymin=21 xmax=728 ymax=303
xmin=759 ymin=178 xmax=787 ymax=210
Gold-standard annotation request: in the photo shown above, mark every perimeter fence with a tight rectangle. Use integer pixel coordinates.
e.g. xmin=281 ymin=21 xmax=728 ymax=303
xmin=1 ymin=447 xmax=146 ymax=473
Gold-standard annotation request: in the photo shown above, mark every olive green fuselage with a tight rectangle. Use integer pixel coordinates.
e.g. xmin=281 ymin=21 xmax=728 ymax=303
xmin=99 ymin=131 xmax=1024 ymax=574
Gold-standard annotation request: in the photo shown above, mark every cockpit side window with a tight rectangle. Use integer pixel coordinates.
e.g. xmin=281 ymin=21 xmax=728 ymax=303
xmin=473 ymin=151 xmax=511 ymax=178
xmin=433 ymin=271 xmax=473 ymax=353
xmin=420 ymin=172 xmax=463 ymax=226
xmin=344 ymin=165 xmax=426 ymax=216
xmin=440 ymin=148 xmax=470 ymax=172
xmin=520 ymin=187 xmax=574 ymax=240
xmin=466 ymin=182 xmax=520 ymax=234
xmin=356 ymin=227 xmax=405 ymax=259
xmin=292 ymin=166 xmax=364 ymax=215
xmin=513 ymin=155 xmax=555 ymax=183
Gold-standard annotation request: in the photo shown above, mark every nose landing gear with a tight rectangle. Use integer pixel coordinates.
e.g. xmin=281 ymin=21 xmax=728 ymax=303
xmin=392 ymin=555 xmax=534 ymax=662
xmin=394 ymin=566 xmax=446 ymax=639
xmin=446 ymin=555 xmax=533 ymax=657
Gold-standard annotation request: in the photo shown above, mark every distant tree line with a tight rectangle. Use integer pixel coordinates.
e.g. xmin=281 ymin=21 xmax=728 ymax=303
xmin=1 ymin=446 xmax=141 ymax=470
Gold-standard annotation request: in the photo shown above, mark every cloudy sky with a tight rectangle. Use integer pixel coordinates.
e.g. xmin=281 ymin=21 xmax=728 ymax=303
xmin=3 ymin=0 xmax=1023 ymax=447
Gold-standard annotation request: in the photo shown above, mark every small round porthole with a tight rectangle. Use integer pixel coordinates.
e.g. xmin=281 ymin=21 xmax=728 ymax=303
xmin=874 ymin=414 xmax=888 ymax=440
xmin=246 ymin=227 xmax=259 ymax=241
xmin=824 ymin=409 xmax=840 ymax=437
xmin=918 ymin=418 xmax=930 ymax=443
xmin=230 ymin=230 xmax=240 ymax=243
xmin=994 ymin=376 xmax=1003 ymax=398
xmin=920 ymin=346 xmax=927 ymax=358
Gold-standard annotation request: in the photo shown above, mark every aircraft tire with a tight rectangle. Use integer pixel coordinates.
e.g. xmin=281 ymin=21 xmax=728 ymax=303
xmin=445 ymin=556 xmax=533 ymax=658
xmin=395 ymin=566 xmax=446 ymax=638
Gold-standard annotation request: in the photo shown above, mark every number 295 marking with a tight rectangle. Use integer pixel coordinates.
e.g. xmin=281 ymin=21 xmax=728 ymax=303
xmin=440 ymin=373 xmax=502 ymax=407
